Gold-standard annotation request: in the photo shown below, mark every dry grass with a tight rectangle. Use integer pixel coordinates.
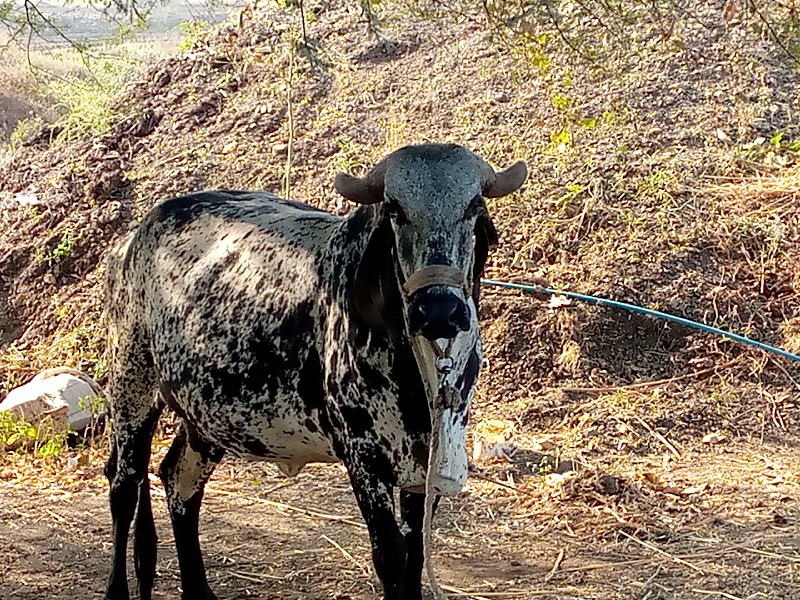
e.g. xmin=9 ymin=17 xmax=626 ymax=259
xmin=2 ymin=422 xmax=800 ymax=599
xmin=0 ymin=52 xmax=52 ymax=144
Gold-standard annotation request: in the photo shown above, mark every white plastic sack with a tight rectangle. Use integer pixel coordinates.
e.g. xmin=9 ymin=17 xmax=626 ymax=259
xmin=0 ymin=367 xmax=105 ymax=432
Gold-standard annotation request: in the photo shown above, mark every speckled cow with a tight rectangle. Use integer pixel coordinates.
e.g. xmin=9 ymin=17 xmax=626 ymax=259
xmin=103 ymin=143 xmax=527 ymax=600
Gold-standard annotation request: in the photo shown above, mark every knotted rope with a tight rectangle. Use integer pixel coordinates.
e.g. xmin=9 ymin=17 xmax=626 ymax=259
xmin=421 ymin=339 xmax=459 ymax=600
xmin=401 ymin=265 xmax=470 ymax=599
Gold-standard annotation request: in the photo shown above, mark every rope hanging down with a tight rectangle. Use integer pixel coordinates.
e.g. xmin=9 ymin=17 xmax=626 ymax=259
xmin=481 ymin=279 xmax=800 ymax=364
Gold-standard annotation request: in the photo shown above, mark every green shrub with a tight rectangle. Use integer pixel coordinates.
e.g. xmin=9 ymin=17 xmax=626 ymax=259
xmin=0 ymin=411 xmax=69 ymax=458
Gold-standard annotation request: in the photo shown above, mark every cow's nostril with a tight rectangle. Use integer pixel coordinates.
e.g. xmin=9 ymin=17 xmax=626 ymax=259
xmin=409 ymin=301 xmax=428 ymax=335
xmin=450 ymin=301 xmax=470 ymax=332
xmin=409 ymin=289 xmax=470 ymax=340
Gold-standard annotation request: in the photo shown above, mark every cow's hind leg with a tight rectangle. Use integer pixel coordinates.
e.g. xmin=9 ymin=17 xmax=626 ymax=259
xmin=134 ymin=468 xmax=158 ymax=598
xmin=159 ymin=423 xmax=225 ymax=600
xmin=105 ymin=388 xmax=161 ymax=600
xmin=399 ymin=490 xmax=440 ymax=600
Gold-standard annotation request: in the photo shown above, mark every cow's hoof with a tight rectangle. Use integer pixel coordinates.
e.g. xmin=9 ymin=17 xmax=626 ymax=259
xmin=104 ymin=582 xmax=130 ymax=600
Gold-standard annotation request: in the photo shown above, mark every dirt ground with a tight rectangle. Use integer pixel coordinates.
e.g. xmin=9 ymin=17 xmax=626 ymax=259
xmin=2 ymin=434 xmax=800 ymax=600
xmin=2 ymin=1 xmax=800 ymax=599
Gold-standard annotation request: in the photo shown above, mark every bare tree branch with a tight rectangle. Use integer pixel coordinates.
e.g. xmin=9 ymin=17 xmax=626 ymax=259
xmin=748 ymin=0 xmax=800 ymax=67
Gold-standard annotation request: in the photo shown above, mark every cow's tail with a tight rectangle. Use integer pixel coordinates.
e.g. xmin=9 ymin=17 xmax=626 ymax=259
xmin=134 ymin=473 xmax=157 ymax=600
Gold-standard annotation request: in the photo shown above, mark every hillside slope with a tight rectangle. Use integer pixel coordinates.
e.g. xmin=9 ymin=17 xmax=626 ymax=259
xmin=1 ymin=0 xmax=798 ymax=400
xmin=1 ymin=2 xmax=800 ymax=598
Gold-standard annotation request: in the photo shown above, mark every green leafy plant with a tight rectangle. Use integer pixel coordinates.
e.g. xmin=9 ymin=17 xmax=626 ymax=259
xmin=75 ymin=394 xmax=109 ymax=448
xmin=638 ymin=169 xmax=679 ymax=208
xmin=78 ymin=394 xmax=107 ymax=415
xmin=555 ymin=182 xmax=586 ymax=216
xmin=51 ymin=232 xmax=73 ymax=262
xmin=550 ymin=127 xmax=572 ymax=152
xmin=551 ymin=94 xmax=571 ymax=111
xmin=0 ymin=411 xmax=37 ymax=448
xmin=35 ymin=231 xmax=75 ymax=265
xmin=770 ymin=131 xmax=800 ymax=152
xmin=335 ymin=136 xmax=368 ymax=172
xmin=42 ymin=52 xmax=135 ymax=141
xmin=36 ymin=430 xmax=68 ymax=458
xmin=0 ymin=411 xmax=69 ymax=458
xmin=7 ymin=116 xmax=46 ymax=149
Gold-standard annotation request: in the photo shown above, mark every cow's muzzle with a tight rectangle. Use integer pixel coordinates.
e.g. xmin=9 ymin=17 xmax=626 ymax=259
xmin=402 ymin=266 xmax=470 ymax=341
xmin=408 ymin=287 xmax=470 ymax=340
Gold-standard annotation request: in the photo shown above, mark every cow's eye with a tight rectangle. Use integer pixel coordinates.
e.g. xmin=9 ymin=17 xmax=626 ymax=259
xmin=384 ymin=200 xmax=408 ymax=225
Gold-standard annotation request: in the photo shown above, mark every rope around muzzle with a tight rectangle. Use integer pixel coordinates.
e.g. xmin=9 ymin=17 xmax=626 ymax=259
xmin=422 ymin=338 xmax=460 ymax=600
xmin=401 ymin=264 xmax=470 ymax=598
xmin=401 ymin=265 xmax=470 ymax=297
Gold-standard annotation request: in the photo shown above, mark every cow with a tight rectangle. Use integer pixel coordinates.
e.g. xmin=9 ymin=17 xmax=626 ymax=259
xmin=103 ymin=143 xmax=527 ymax=600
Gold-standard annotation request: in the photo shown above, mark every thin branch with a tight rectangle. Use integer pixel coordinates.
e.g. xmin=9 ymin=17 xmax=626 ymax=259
xmin=299 ymin=0 xmax=308 ymax=46
xmin=555 ymin=359 xmax=741 ymax=394
xmin=748 ymin=0 xmax=800 ymax=66
xmin=619 ymin=530 xmax=706 ymax=574
xmin=283 ymin=34 xmax=295 ymax=200
xmin=22 ymin=0 xmax=104 ymax=87
xmin=0 ymin=20 xmax=29 ymax=50
xmin=542 ymin=1 xmax=596 ymax=62
xmin=544 ymin=548 xmax=565 ymax=581
xmin=634 ymin=415 xmax=682 ymax=458
xmin=207 ymin=486 xmax=368 ymax=529
xmin=470 ymin=469 xmax=539 ymax=497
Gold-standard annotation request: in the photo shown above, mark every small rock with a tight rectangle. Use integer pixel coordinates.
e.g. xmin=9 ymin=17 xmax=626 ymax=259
xmin=555 ymin=459 xmax=575 ymax=474
xmin=599 ymin=473 xmax=624 ymax=495
xmin=702 ymin=431 xmax=729 ymax=444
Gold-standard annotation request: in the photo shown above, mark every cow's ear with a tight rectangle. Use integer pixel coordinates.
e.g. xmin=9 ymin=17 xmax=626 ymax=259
xmin=472 ymin=214 xmax=498 ymax=312
xmin=351 ymin=215 xmax=403 ymax=334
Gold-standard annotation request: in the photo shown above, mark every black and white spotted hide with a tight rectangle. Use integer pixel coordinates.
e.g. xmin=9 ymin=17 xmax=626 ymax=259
xmin=104 ymin=143 xmax=527 ymax=600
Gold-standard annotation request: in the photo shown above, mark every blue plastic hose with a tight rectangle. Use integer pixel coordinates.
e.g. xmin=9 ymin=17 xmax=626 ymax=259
xmin=481 ymin=279 xmax=800 ymax=363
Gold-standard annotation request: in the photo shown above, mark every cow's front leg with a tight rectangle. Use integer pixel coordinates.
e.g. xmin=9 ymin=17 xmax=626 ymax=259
xmin=347 ymin=450 xmax=407 ymax=600
xmin=399 ymin=490 xmax=440 ymax=600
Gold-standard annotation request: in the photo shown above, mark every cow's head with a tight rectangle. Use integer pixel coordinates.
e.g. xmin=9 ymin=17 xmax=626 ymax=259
xmin=336 ymin=143 xmax=526 ymax=340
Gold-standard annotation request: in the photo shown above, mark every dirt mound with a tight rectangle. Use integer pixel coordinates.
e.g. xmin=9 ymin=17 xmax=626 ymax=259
xmin=0 ymin=0 xmax=798 ymax=432
xmin=0 ymin=1 xmax=797 ymax=387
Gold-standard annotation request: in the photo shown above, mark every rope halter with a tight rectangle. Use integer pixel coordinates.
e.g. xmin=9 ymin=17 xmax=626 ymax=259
xmin=400 ymin=263 xmax=473 ymax=599
xmin=401 ymin=265 xmax=470 ymax=298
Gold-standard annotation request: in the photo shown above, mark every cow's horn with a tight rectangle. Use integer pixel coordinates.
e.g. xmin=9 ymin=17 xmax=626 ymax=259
xmin=481 ymin=160 xmax=527 ymax=198
xmin=334 ymin=160 xmax=388 ymax=205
